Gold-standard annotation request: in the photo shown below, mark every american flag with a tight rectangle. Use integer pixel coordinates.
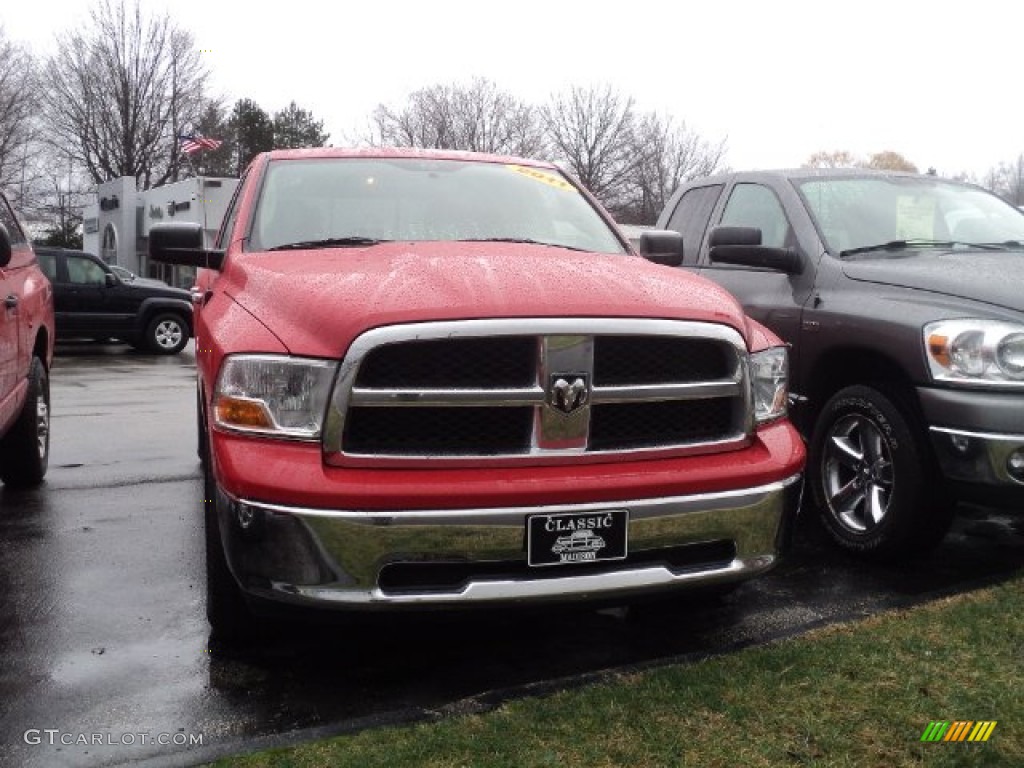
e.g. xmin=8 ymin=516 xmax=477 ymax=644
xmin=179 ymin=135 xmax=223 ymax=154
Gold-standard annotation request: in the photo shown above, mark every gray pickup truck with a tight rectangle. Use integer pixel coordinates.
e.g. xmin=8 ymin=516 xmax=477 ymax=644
xmin=649 ymin=169 xmax=1024 ymax=558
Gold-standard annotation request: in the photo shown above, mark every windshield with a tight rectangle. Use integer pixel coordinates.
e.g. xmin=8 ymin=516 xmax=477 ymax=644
xmin=250 ymin=157 xmax=626 ymax=255
xmin=796 ymin=176 xmax=1024 ymax=255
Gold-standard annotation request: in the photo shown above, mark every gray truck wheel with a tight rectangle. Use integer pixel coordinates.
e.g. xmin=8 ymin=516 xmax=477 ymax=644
xmin=808 ymin=384 xmax=952 ymax=559
xmin=0 ymin=356 xmax=50 ymax=488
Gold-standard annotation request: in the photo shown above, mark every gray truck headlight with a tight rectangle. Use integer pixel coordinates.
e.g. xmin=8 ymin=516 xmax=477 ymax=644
xmin=750 ymin=347 xmax=788 ymax=424
xmin=925 ymin=320 xmax=1024 ymax=387
xmin=213 ymin=355 xmax=336 ymax=439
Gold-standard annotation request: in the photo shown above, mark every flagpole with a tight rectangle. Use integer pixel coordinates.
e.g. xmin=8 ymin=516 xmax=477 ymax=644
xmin=199 ymin=173 xmax=209 ymax=249
xmin=179 ymin=134 xmax=220 ymax=249
xmin=178 ymin=136 xmax=201 ymax=287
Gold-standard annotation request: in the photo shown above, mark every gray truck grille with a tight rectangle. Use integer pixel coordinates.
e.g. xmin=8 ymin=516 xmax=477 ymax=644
xmin=323 ymin=319 xmax=752 ymax=466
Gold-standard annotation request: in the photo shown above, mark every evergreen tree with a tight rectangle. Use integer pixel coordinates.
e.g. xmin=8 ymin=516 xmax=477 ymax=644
xmin=273 ymin=101 xmax=329 ymax=149
xmin=189 ymin=100 xmax=235 ymax=177
xmin=229 ymin=98 xmax=273 ymax=176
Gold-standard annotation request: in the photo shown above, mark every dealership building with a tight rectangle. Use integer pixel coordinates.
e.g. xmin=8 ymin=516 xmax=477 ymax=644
xmin=83 ymin=175 xmax=238 ymax=288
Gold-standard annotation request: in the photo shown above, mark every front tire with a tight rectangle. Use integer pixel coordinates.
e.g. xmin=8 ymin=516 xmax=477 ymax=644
xmin=808 ymin=384 xmax=951 ymax=559
xmin=204 ymin=462 xmax=256 ymax=641
xmin=0 ymin=356 xmax=50 ymax=488
xmin=145 ymin=313 xmax=189 ymax=355
xmin=197 ymin=387 xmax=208 ymax=466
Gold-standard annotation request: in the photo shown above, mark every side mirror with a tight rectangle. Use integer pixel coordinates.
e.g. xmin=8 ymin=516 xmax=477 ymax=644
xmin=149 ymin=223 xmax=225 ymax=270
xmin=637 ymin=229 xmax=684 ymax=267
xmin=708 ymin=226 xmax=803 ymax=274
xmin=0 ymin=224 xmax=11 ymax=268
xmin=105 ymin=272 xmax=118 ymax=287
xmin=709 ymin=226 xmax=762 ymax=247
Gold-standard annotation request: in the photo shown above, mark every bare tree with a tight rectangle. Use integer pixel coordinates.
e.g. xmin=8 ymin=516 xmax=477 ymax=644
xmin=448 ymin=79 xmax=546 ymax=156
xmin=0 ymin=27 xmax=39 ymax=202
xmin=541 ymin=85 xmax=636 ymax=208
xmin=865 ymin=150 xmax=918 ymax=173
xmin=370 ymin=79 xmax=721 ymax=221
xmin=31 ymin=162 xmax=92 ymax=248
xmin=803 ymin=150 xmax=859 ymax=169
xmin=946 ymin=170 xmax=976 ymax=184
xmin=40 ymin=0 xmax=207 ymax=190
xmin=622 ymin=112 xmax=727 ymax=224
xmin=371 ymin=78 xmax=545 ymax=157
xmin=982 ymin=154 xmax=1024 ymax=205
xmin=804 ymin=149 xmax=919 ymax=174
xmin=372 ymin=84 xmax=455 ymax=149
xmin=5 ymin=143 xmax=93 ymax=246
xmin=1003 ymin=154 xmax=1024 ymax=205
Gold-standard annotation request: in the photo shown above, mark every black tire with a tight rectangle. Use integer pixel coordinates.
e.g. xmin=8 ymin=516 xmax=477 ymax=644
xmin=0 ymin=356 xmax=50 ymax=488
xmin=145 ymin=312 xmax=189 ymax=355
xmin=204 ymin=463 xmax=256 ymax=641
xmin=808 ymin=384 xmax=952 ymax=559
xmin=197 ymin=387 xmax=208 ymax=466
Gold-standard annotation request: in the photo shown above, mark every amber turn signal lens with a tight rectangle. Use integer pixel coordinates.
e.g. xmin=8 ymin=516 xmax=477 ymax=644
xmin=927 ymin=334 xmax=950 ymax=367
xmin=215 ymin=397 xmax=274 ymax=429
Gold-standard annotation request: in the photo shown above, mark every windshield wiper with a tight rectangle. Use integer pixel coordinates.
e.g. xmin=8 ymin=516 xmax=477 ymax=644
xmin=839 ymin=238 xmax=1008 ymax=257
xmin=267 ymin=236 xmax=386 ymax=251
xmin=458 ymin=237 xmax=589 ymax=252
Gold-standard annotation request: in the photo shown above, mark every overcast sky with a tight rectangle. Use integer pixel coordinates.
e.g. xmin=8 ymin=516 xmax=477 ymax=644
xmin=6 ymin=0 xmax=1021 ymax=177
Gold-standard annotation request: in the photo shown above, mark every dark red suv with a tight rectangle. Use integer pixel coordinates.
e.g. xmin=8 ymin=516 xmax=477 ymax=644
xmin=0 ymin=193 xmax=55 ymax=488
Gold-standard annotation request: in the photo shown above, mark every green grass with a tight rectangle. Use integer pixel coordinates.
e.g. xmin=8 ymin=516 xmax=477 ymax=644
xmin=213 ymin=578 xmax=1024 ymax=767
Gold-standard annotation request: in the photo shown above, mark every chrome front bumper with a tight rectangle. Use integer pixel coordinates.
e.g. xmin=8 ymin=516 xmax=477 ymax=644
xmin=217 ymin=474 xmax=803 ymax=609
xmin=929 ymin=426 xmax=1024 ymax=487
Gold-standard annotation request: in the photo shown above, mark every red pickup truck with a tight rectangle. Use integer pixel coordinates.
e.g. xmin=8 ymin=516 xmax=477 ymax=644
xmin=0 ymin=193 xmax=54 ymax=488
xmin=150 ymin=148 xmax=804 ymax=638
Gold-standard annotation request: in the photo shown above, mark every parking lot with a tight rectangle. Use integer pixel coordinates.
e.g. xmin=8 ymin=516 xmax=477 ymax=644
xmin=1 ymin=343 xmax=1023 ymax=767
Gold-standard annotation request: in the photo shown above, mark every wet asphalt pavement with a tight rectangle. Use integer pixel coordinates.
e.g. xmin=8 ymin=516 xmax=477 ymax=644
xmin=1 ymin=342 xmax=1023 ymax=767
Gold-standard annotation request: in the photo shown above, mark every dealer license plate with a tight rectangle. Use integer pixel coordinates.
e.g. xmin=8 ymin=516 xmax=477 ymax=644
xmin=527 ymin=509 xmax=628 ymax=567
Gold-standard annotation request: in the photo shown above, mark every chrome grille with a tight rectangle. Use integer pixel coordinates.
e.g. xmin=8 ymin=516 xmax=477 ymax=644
xmin=324 ymin=319 xmax=752 ymax=466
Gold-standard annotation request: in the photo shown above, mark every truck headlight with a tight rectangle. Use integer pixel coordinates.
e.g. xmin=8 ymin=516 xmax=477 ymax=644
xmin=750 ymin=347 xmax=788 ymax=424
xmin=213 ymin=355 xmax=337 ymax=439
xmin=925 ymin=320 xmax=1024 ymax=387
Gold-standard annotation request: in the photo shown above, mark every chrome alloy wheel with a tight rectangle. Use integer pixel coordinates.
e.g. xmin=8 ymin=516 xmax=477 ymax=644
xmin=35 ymin=395 xmax=49 ymax=459
xmin=154 ymin=319 xmax=184 ymax=351
xmin=821 ymin=414 xmax=895 ymax=533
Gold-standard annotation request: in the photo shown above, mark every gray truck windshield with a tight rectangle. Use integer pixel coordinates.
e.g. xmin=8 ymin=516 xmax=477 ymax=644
xmin=796 ymin=176 xmax=1024 ymax=256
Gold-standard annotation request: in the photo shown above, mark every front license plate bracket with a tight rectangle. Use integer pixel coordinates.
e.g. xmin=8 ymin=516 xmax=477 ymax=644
xmin=527 ymin=509 xmax=628 ymax=567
